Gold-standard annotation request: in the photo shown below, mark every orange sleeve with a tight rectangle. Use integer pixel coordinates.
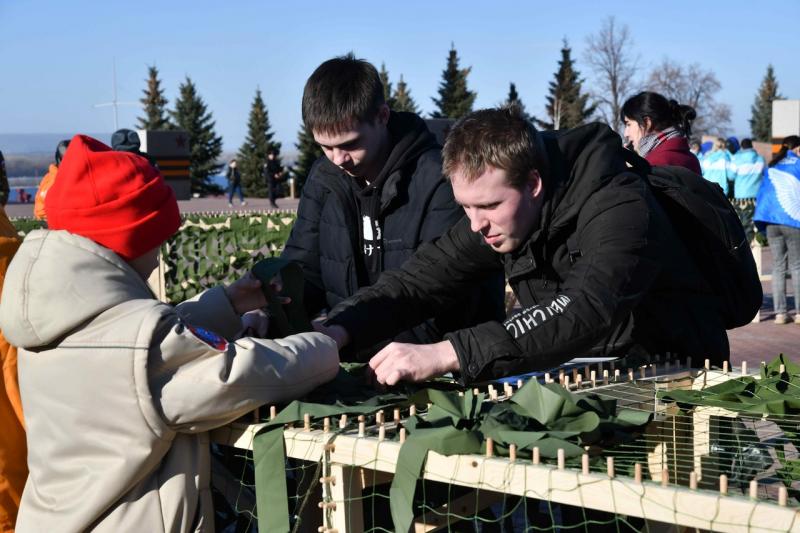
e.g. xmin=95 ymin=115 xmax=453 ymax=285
xmin=0 ymin=207 xmax=25 ymax=533
xmin=34 ymin=166 xmax=57 ymax=221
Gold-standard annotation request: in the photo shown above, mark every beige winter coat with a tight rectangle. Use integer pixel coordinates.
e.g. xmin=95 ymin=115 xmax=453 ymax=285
xmin=0 ymin=229 xmax=340 ymax=532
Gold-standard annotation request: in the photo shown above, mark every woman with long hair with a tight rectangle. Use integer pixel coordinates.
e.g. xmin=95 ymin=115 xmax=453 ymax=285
xmin=621 ymin=91 xmax=701 ymax=173
xmin=754 ymin=135 xmax=800 ymax=324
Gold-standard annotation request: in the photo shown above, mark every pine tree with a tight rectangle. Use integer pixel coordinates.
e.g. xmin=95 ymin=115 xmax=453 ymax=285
xmin=392 ymin=74 xmax=419 ymax=114
xmin=137 ymin=65 xmax=170 ymax=130
xmin=293 ymin=122 xmax=323 ymax=194
xmin=750 ymin=65 xmax=781 ymax=142
xmin=505 ymin=82 xmax=530 ymax=120
xmin=379 ymin=63 xmax=396 ymax=109
xmin=170 ymin=77 xmax=224 ymax=195
xmin=431 ymin=44 xmax=476 ymax=119
xmin=237 ymin=88 xmax=281 ymax=198
xmin=536 ymin=40 xmax=596 ymax=130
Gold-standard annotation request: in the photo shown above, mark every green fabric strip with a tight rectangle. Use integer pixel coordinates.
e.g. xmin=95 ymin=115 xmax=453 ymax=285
xmin=253 ymin=369 xmax=653 ymax=532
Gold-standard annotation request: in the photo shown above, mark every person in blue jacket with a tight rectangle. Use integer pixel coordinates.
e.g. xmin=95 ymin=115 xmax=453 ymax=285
xmin=731 ymin=138 xmax=766 ymax=200
xmin=754 ymin=135 xmax=800 ymax=324
xmin=701 ymin=137 xmax=733 ymax=196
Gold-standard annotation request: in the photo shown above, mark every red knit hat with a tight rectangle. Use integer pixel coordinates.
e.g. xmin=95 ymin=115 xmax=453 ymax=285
xmin=45 ymin=134 xmax=181 ymax=261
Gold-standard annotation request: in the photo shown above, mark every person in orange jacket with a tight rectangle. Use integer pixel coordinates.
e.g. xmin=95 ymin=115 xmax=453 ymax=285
xmin=0 ymin=207 xmax=22 ymax=533
xmin=33 ymin=140 xmax=69 ymax=220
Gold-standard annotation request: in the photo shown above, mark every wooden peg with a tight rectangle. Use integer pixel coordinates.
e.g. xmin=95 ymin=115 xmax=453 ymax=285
xmin=686 ymin=356 xmax=692 ymax=368
xmin=610 ymin=360 xmax=616 ymax=372
xmin=603 ymin=369 xmax=609 ymax=385
xmin=399 ymin=427 xmax=406 ymax=443
xmin=563 ymin=375 xmax=571 ymax=390
xmin=614 ymin=369 xmax=620 ymax=381
xmin=252 ymin=408 xmax=260 ymax=422
xmin=458 ymin=390 xmax=465 ymax=397
xmin=324 ymin=443 xmax=336 ymax=453
xmin=303 ymin=413 xmax=311 ymax=431
xmin=559 ymin=369 xmax=565 ymax=384
xmin=741 ymin=361 xmax=748 ymax=376
xmin=339 ymin=414 xmax=347 ymax=429
xmin=318 ymin=501 xmax=337 ymax=510
xmin=575 ymin=374 xmax=583 ymax=388
xmin=378 ymin=424 xmax=385 ymax=441
xmin=584 ymin=365 xmax=591 ymax=380
xmin=590 ymin=370 xmax=597 ymax=387
xmin=652 ymin=362 xmax=657 ymax=377
xmin=544 ymin=372 xmax=552 ymax=384
xmin=323 ymin=417 xmax=330 ymax=433
xmin=358 ymin=420 xmax=365 ymax=437
xmin=606 ymin=456 xmax=614 ymax=478
xmin=533 ymin=446 xmax=541 ymax=465
xmin=640 ymin=366 xmax=647 ymax=379
xmin=393 ymin=408 xmax=401 ymax=424
xmin=749 ymin=479 xmax=758 ymax=499
xmin=409 ymin=405 xmax=417 ymax=417
xmin=689 ymin=471 xmax=698 ymax=490
xmin=722 ymin=361 xmax=729 ymax=374
xmin=485 ymin=438 xmax=494 ymax=457
xmin=628 ymin=369 xmax=634 ymax=382
xmin=489 ymin=388 xmax=498 ymax=402
xmin=319 ymin=475 xmax=336 ymax=485
xmin=509 ymin=443 xmax=517 ymax=462
xmin=358 ymin=414 xmax=365 ymax=423
xmin=780 ymin=364 xmax=786 ymax=374
xmin=704 ymin=358 xmax=710 ymax=370
xmin=269 ymin=405 xmax=277 ymax=420
xmin=376 ymin=410 xmax=384 ymax=425
xmin=661 ymin=468 xmax=669 ymax=487
xmin=487 ymin=384 xmax=496 ymax=397
xmin=779 ymin=486 xmax=788 ymax=506
xmin=719 ymin=474 xmax=728 ymax=495
xmin=516 ymin=379 xmax=524 ymax=389
xmin=664 ymin=360 xmax=671 ymax=373
xmin=634 ymin=463 xmax=642 ymax=484
xmin=581 ymin=453 xmax=589 ymax=475
xmin=572 ymin=368 xmax=579 ymax=383
xmin=557 ymin=448 xmax=565 ymax=470
xmin=473 ymin=387 xmax=480 ymax=395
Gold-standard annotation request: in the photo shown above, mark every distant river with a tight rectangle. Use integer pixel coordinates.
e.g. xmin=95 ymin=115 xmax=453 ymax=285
xmin=6 ymin=175 xmax=230 ymax=204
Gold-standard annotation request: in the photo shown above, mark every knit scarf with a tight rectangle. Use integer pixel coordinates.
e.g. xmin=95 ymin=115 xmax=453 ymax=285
xmin=637 ymin=127 xmax=683 ymax=159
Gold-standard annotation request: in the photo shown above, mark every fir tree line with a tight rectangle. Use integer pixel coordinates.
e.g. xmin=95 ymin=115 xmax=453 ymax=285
xmin=136 ymin=37 xmax=781 ymax=197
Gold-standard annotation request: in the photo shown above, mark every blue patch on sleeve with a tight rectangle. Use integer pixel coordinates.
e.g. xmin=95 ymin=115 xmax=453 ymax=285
xmin=187 ymin=324 xmax=229 ymax=351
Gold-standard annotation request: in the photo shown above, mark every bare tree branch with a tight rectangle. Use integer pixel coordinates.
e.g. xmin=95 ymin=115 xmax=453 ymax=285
xmin=583 ymin=16 xmax=640 ymax=133
xmin=646 ymin=59 xmax=731 ymax=136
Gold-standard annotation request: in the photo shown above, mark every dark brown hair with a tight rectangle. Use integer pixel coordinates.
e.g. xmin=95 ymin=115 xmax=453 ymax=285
xmin=302 ymin=53 xmax=385 ymax=135
xmin=621 ymin=91 xmax=696 ymax=137
xmin=769 ymin=135 xmax=800 ymax=167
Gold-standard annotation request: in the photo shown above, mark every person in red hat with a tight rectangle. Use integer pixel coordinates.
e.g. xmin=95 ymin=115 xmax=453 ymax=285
xmin=0 ymin=135 xmax=340 ymax=532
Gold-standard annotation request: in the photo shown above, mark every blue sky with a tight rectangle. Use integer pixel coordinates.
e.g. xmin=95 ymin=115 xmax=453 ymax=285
xmin=1 ymin=0 xmax=797 ymax=152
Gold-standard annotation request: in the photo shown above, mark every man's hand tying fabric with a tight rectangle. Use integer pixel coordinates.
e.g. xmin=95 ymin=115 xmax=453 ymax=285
xmin=367 ymin=341 xmax=459 ymax=386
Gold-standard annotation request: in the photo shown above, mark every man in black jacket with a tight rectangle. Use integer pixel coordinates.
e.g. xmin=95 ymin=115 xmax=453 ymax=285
xmin=320 ymin=106 xmax=729 ymax=385
xmin=282 ymin=54 xmax=503 ymax=357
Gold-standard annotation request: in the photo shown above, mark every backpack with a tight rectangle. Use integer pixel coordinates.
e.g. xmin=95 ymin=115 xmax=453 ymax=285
xmin=624 ymin=150 xmax=762 ymax=329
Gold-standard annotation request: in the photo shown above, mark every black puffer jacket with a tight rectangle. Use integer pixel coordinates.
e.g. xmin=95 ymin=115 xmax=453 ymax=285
xmin=283 ymin=112 xmax=504 ymax=353
xmin=327 ymin=123 xmax=729 ymax=383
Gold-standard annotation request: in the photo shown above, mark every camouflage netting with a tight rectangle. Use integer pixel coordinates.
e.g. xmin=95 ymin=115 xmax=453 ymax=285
xmin=161 ymin=212 xmax=296 ymax=303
